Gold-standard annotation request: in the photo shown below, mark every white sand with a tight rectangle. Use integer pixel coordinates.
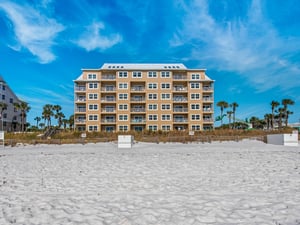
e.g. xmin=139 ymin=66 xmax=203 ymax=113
xmin=0 ymin=140 xmax=300 ymax=225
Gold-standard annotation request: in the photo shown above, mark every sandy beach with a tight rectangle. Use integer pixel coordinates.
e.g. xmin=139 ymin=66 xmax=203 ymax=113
xmin=0 ymin=140 xmax=300 ymax=225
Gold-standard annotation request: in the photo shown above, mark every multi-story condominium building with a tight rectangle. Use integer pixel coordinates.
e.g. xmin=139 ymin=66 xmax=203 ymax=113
xmin=74 ymin=63 xmax=214 ymax=132
xmin=0 ymin=76 xmax=26 ymax=132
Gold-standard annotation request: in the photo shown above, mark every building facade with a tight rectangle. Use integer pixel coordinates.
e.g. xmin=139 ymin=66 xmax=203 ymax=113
xmin=0 ymin=76 xmax=26 ymax=132
xmin=74 ymin=63 xmax=214 ymax=132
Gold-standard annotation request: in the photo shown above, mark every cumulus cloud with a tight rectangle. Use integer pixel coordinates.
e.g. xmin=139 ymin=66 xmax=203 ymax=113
xmin=0 ymin=1 xmax=64 ymax=63
xmin=76 ymin=22 xmax=122 ymax=51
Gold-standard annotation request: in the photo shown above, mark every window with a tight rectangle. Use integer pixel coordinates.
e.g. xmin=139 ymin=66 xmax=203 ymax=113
xmin=190 ymin=83 xmax=200 ymax=89
xmin=148 ymin=71 xmax=157 ymax=78
xmin=162 ymin=125 xmax=171 ymax=131
xmin=88 ymin=83 xmax=98 ymax=89
xmin=118 ymin=104 xmax=128 ymax=110
xmin=191 ymin=114 xmax=200 ymax=120
xmin=119 ymin=114 xmax=128 ymax=121
xmin=148 ymin=83 xmax=157 ymax=89
xmin=88 ymin=93 xmax=98 ymax=100
xmin=192 ymin=125 xmax=201 ymax=131
xmin=161 ymin=83 xmax=170 ymax=89
xmin=2 ymin=95 xmax=5 ymax=100
xmin=88 ymin=74 xmax=97 ymax=80
xmin=118 ymin=83 xmax=128 ymax=89
xmin=148 ymin=115 xmax=158 ymax=121
xmin=118 ymin=93 xmax=128 ymax=100
xmin=148 ymin=93 xmax=157 ymax=100
xmin=161 ymin=71 xmax=170 ymax=78
xmin=88 ymin=125 xmax=98 ymax=131
xmin=10 ymin=98 xmax=13 ymax=103
xmin=191 ymin=104 xmax=200 ymax=110
xmin=148 ymin=125 xmax=158 ymax=131
xmin=191 ymin=74 xmax=200 ymax=80
xmin=88 ymin=104 xmax=98 ymax=110
xmin=161 ymin=104 xmax=171 ymax=110
xmin=162 ymin=114 xmax=171 ymax=121
xmin=191 ymin=93 xmax=200 ymax=100
xmin=161 ymin=93 xmax=171 ymax=100
xmin=148 ymin=104 xmax=158 ymax=110
xmin=132 ymin=71 xmax=142 ymax=78
xmin=119 ymin=125 xmax=128 ymax=132
xmin=118 ymin=71 xmax=128 ymax=78
xmin=3 ymin=113 xmax=7 ymax=119
xmin=88 ymin=115 xmax=98 ymax=121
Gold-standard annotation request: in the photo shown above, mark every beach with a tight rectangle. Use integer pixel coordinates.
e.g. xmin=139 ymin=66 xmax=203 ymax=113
xmin=0 ymin=140 xmax=300 ymax=225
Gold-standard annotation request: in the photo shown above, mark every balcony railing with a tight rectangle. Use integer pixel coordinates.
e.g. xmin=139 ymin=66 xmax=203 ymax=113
xmin=173 ymin=118 xmax=188 ymax=123
xmin=203 ymin=97 xmax=213 ymax=102
xmin=75 ymin=108 xmax=86 ymax=113
xmin=203 ymin=108 xmax=213 ymax=112
xmin=101 ymin=87 xmax=116 ymax=92
xmin=173 ymin=75 xmax=187 ymax=80
xmin=75 ymin=98 xmax=86 ymax=102
xmin=131 ymin=108 xmax=146 ymax=112
xmin=203 ymin=87 xmax=213 ymax=91
xmin=173 ymin=97 xmax=188 ymax=102
xmin=131 ymin=87 xmax=145 ymax=92
xmin=173 ymin=108 xmax=188 ymax=112
xmin=101 ymin=119 xmax=116 ymax=123
xmin=131 ymin=119 xmax=146 ymax=124
xmin=203 ymin=118 xmax=214 ymax=122
xmin=102 ymin=108 xmax=116 ymax=113
xmin=173 ymin=87 xmax=187 ymax=92
xmin=101 ymin=98 xmax=116 ymax=102
xmin=75 ymin=119 xmax=86 ymax=123
xmin=75 ymin=86 xmax=86 ymax=92
xmin=101 ymin=75 xmax=116 ymax=80
xmin=131 ymin=97 xmax=146 ymax=102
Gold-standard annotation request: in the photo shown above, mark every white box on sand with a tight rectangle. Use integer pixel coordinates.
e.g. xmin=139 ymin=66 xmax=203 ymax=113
xmin=267 ymin=133 xmax=298 ymax=146
xmin=118 ymin=135 xmax=134 ymax=148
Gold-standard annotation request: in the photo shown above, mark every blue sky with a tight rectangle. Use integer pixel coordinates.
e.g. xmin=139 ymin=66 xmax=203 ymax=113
xmin=0 ymin=0 xmax=300 ymax=126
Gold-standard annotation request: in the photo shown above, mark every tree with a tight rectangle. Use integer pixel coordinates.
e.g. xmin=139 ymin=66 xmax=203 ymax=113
xmin=231 ymin=102 xmax=239 ymax=129
xmin=42 ymin=104 xmax=54 ymax=128
xmin=276 ymin=107 xmax=285 ymax=129
xmin=53 ymin=105 xmax=65 ymax=128
xmin=68 ymin=115 xmax=74 ymax=130
xmin=271 ymin=100 xmax=280 ymax=129
xmin=226 ymin=110 xmax=233 ymax=128
xmin=216 ymin=101 xmax=229 ymax=126
xmin=34 ymin=116 xmax=41 ymax=128
xmin=264 ymin=113 xmax=272 ymax=130
xmin=282 ymin=99 xmax=295 ymax=127
xmin=14 ymin=102 xmax=31 ymax=132
xmin=62 ymin=119 xmax=69 ymax=130
xmin=0 ymin=102 xmax=7 ymax=131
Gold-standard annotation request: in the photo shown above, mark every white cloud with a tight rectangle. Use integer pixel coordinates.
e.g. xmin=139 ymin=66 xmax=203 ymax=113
xmin=0 ymin=1 xmax=64 ymax=63
xmin=172 ymin=0 xmax=300 ymax=92
xmin=76 ymin=22 xmax=122 ymax=51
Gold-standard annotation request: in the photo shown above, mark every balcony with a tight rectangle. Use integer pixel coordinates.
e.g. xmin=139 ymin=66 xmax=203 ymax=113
xmin=203 ymin=118 xmax=214 ymax=123
xmin=173 ymin=87 xmax=188 ymax=92
xmin=203 ymin=97 xmax=213 ymax=102
xmin=131 ymin=119 xmax=146 ymax=124
xmin=131 ymin=97 xmax=146 ymax=102
xmin=131 ymin=108 xmax=146 ymax=113
xmin=75 ymin=97 xmax=86 ymax=102
xmin=101 ymin=87 xmax=116 ymax=92
xmin=173 ymin=97 xmax=188 ymax=102
xmin=75 ymin=86 xmax=86 ymax=92
xmin=203 ymin=86 xmax=213 ymax=92
xmin=102 ymin=75 xmax=116 ymax=80
xmin=75 ymin=108 xmax=86 ymax=113
xmin=101 ymin=108 xmax=116 ymax=113
xmin=131 ymin=87 xmax=145 ymax=92
xmin=101 ymin=98 xmax=116 ymax=102
xmin=173 ymin=108 xmax=188 ymax=113
xmin=173 ymin=75 xmax=187 ymax=80
xmin=75 ymin=119 xmax=86 ymax=123
xmin=101 ymin=119 xmax=116 ymax=123
xmin=173 ymin=118 xmax=188 ymax=123
xmin=203 ymin=107 xmax=213 ymax=112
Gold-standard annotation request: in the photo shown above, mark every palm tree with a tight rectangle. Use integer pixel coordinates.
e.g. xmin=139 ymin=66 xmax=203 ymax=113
xmin=271 ymin=101 xmax=280 ymax=129
xmin=227 ymin=110 xmax=233 ymax=128
xmin=53 ymin=105 xmax=65 ymax=128
xmin=264 ymin=113 xmax=272 ymax=130
xmin=231 ymin=102 xmax=239 ymax=129
xmin=62 ymin=119 xmax=69 ymax=130
xmin=282 ymin=99 xmax=295 ymax=127
xmin=14 ymin=102 xmax=31 ymax=132
xmin=216 ymin=101 xmax=229 ymax=126
xmin=276 ymin=107 xmax=285 ymax=129
xmin=34 ymin=116 xmax=41 ymax=128
xmin=69 ymin=115 xmax=74 ymax=130
xmin=42 ymin=104 xmax=54 ymax=128
xmin=0 ymin=102 xmax=7 ymax=131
